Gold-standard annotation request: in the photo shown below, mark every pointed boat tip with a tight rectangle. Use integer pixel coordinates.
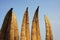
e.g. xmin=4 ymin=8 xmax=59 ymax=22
xmin=10 ymin=8 xmax=13 ymax=11
xmin=37 ymin=6 xmax=39 ymax=10
xmin=9 ymin=8 xmax=13 ymax=12
xmin=6 ymin=8 xmax=13 ymax=15
xmin=24 ymin=7 xmax=28 ymax=15
xmin=36 ymin=6 xmax=39 ymax=12
xmin=7 ymin=8 xmax=13 ymax=13
xmin=25 ymin=7 xmax=28 ymax=13
xmin=33 ymin=6 xmax=39 ymax=18
xmin=26 ymin=7 xmax=28 ymax=11
xmin=37 ymin=6 xmax=39 ymax=9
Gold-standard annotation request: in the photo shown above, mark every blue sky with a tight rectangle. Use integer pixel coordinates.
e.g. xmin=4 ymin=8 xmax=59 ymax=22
xmin=0 ymin=0 xmax=60 ymax=40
